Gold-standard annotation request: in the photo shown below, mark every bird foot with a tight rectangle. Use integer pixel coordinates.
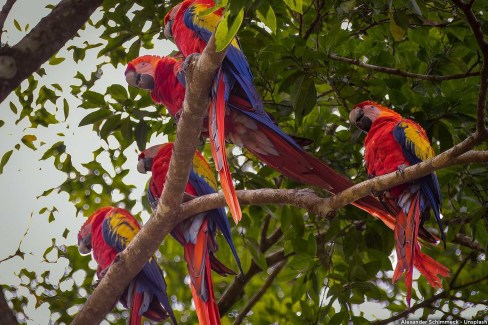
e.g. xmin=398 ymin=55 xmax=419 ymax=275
xmin=181 ymin=53 xmax=201 ymax=75
xmin=397 ymin=164 xmax=407 ymax=176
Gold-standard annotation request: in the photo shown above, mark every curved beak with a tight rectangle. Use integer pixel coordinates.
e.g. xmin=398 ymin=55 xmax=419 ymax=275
xmin=349 ymin=108 xmax=372 ymax=132
xmin=164 ymin=19 xmax=173 ymax=39
xmin=125 ymin=70 xmax=155 ymax=90
xmin=78 ymin=235 xmax=92 ymax=255
xmin=137 ymin=158 xmax=153 ymax=174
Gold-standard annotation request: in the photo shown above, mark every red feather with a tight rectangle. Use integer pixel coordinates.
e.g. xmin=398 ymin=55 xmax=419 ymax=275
xmin=209 ymin=74 xmax=241 ymax=223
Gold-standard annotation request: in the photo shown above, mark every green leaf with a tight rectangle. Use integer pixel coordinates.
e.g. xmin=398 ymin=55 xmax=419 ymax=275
xmin=290 ymin=75 xmax=317 ymax=122
xmin=282 ymin=0 xmax=303 ymax=13
xmin=0 ymin=120 xmax=4 ymax=128
xmin=215 ymin=8 xmax=244 ymax=52
xmin=243 ymin=237 xmax=267 ymax=270
xmin=49 ymin=56 xmax=65 ymax=65
xmin=78 ymin=109 xmax=112 ymax=127
xmin=256 ymin=4 xmax=276 ymax=34
xmin=0 ymin=150 xmax=13 ymax=174
xmin=100 ymin=115 xmax=121 ymax=139
xmin=63 ymin=99 xmax=69 ymax=120
xmin=329 ymin=311 xmax=347 ymax=325
xmin=21 ymin=134 xmax=37 ymax=150
xmin=108 ymin=84 xmax=128 ymax=102
xmin=9 ymin=102 xmax=18 ymax=114
xmin=135 ymin=120 xmax=148 ymax=151
xmin=13 ymin=19 xmax=21 ymax=31
xmin=82 ymin=91 xmax=106 ymax=106
xmin=62 ymin=228 xmax=69 ymax=239
xmin=389 ymin=13 xmax=406 ymax=41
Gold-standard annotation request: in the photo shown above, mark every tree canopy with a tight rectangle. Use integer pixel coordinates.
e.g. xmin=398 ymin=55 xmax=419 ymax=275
xmin=1 ymin=0 xmax=488 ymax=324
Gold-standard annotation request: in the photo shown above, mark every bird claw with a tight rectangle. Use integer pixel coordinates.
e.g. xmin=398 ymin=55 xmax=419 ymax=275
xmin=181 ymin=53 xmax=201 ymax=75
xmin=397 ymin=164 xmax=407 ymax=176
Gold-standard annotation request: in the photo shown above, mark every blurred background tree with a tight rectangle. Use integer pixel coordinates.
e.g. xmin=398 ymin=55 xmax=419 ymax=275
xmin=0 ymin=0 xmax=487 ymax=324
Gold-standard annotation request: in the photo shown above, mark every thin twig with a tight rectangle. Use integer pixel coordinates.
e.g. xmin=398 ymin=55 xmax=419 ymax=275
xmin=233 ymin=260 xmax=288 ymax=325
xmin=453 ymin=233 xmax=484 ymax=252
xmin=328 ymin=53 xmax=481 ymax=81
xmin=0 ymin=0 xmax=17 ymax=42
xmin=451 ymin=0 xmax=488 ymax=133
xmin=303 ymin=0 xmax=325 ymax=40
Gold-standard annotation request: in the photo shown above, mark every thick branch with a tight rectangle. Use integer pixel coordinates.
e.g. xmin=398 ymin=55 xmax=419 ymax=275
xmin=233 ymin=260 xmax=287 ymax=325
xmin=72 ymin=34 xmax=227 ymax=324
xmin=181 ymin=188 xmax=333 ymax=219
xmin=0 ymin=288 xmax=18 ymax=325
xmin=0 ymin=0 xmax=16 ymax=41
xmin=328 ymin=147 xmax=488 ymax=210
xmin=328 ymin=53 xmax=480 ymax=81
xmin=181 ymin=150 xmax=488 ymax=220
xmin=0 ymin=0 xmax=102 ymax=102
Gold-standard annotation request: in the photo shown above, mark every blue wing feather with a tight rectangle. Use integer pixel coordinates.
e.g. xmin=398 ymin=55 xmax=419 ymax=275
xmin=188 ymin=166 xmax=243 ymax=274
xmin=393 ymin=122 xmax=444 ymax=240
xmin=184 ymin=4 xmax=263 ymax=111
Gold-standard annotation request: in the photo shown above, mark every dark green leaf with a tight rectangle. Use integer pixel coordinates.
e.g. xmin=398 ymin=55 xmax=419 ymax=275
xmin=78 ymin=109 xmax=112 ymax=127
xmin=0 ymin=150 xmax=13 ymax=174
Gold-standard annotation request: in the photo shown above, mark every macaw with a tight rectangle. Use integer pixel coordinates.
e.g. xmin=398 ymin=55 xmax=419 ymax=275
xmin=137 ymin=142 xmax=243 ymax=325
xmin=349 ymin=101 xmax=450 ymax=306
xmin=77 ymin=206 xmax=177 ymax=324
xmin=126 ymin=55 xmax=402 ymax=236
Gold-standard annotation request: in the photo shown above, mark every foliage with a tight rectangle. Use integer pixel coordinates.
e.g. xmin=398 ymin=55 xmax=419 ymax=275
xmin=2 ymin=0 xmax=488 ymax=324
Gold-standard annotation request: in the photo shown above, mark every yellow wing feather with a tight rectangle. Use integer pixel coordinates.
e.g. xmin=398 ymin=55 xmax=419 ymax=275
xmin=193 ymin=152 xmax=218 ymax=190
xmin=107 ymin=211 xmax=140 ymax=247
xmin=399 ymin=121 xmax=435 ymax=161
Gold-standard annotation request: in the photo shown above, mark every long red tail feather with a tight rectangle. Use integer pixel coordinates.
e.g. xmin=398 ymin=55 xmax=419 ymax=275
xmin=210 ymin=74 xmax=241 ymax=224
xmin=235 ymin=119 xmax=396 ymax=229
xmin=186 ymin=219 xmax=222 ymax=325
xmin=129 ymin=286 xmax=143 ymax=325
xmin=392 ymin=194 xmax=449 ymax=306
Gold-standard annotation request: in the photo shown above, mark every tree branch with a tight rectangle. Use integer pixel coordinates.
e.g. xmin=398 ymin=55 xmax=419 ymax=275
xmin=327 ymin=53 xmax=480 ymax=81
xmin=303 ymin=0 xmax=325 ymax=40
xmin=0 ymin=288 xmax=18 ymax=325
xmin=453 ymin=233 xmax=484 ymax=252
xmin=181 ymin=150 xmax=488 ymax=220
xmin=0 ymin=0 xmax=103 ymax=102
xmin=233 ymin=260 xmax=288 ymax=325
xmin=72 ymin=34 xmax=227 ymax=324
xmin=0 ymin=0 xmax=16 ymax=41
xmin=451 ymin=0 xmax=488 ymax=133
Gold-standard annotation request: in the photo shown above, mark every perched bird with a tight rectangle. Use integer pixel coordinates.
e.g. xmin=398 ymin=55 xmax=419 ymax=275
xmin=126 ymin=54 xmax=398 ymax=232
xmin=349 ymin=100 xmax=449 ymax=306
xmin=138 ymin=142 xmax=242 ymax=325
xmin=77 ymin=206 xmax=177 ymax=324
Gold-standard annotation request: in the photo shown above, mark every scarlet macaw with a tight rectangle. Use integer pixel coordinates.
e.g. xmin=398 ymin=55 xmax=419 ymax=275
xmin=137 ymin=142 xmax=242 ymax=325
xmin=349 ymin=101 xmax=449 ymax=306
xmin=126 ymin=54 xmax=401 ymax=234
xmin=77 ymin=206 xmax=177 ymax=324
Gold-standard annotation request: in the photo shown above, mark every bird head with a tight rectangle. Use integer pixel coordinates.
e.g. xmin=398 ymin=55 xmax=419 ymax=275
xmin=137 ymin=143 xmax=174 ymax=174
xmin=77 ymin=207 xmax=113 ymax=255
xmin=125 ymin=55 xmax=162 ymax=91
xmin=349 ymin=100 xmax=400 ymax=132
xmin=163 ymin=3 xmax=181 ymax=39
